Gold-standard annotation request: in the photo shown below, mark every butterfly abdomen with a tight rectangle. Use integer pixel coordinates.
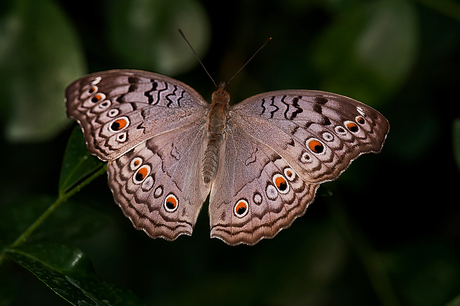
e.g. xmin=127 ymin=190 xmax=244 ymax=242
xmin=202 ymin=138 xmax=220 ymax=185
xmin=202 ymin=83 xmax=230 ymax=186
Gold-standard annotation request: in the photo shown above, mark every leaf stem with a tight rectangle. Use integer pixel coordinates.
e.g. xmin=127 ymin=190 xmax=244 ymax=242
xmin=0 ymin=165 xmax=107 ymax=266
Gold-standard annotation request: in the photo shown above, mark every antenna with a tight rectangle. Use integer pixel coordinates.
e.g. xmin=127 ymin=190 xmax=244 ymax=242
xmin=178 ymin=29 xmax=217 ymax=88
xmin=178 ymin=28 xmax=272 ymax=87
xmin=227 ymin=37 xmax=272 ymax=85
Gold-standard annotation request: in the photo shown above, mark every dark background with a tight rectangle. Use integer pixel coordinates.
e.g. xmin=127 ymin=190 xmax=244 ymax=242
xmin=1 ymin=0 xmax=460 ymax=305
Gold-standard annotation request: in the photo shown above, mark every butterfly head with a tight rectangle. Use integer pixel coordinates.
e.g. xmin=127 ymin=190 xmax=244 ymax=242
xmin=211 ymin=82 xmax=231 ymax=106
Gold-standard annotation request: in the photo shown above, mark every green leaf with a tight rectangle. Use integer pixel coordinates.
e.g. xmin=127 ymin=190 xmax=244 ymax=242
xmin=355 ymin=0 xmax=418 ymax=86
xmin=0 ymin=196 xmax=54 ymax=250
xmin=108 ymin=0 xmax=210 ymax=75
xmin=312 ymin=0 xmax=419 ymax=104
xmin=59 ymin=126 xmax=103 ymax=195
xmin=453 ymin=119 xmax=460 ymax=172
xmin=417 ymin=0 xmax=460 ymax=22
xmin=388 ymin=242 xmax=460 ymax=306
xmin=6 ymin=244 xmax=145 ymax=306
xmin=445 ymin=295 xmax=460 ymax=306
xmin=34 ymin=201 xmax=112 ymax=245
xmin=0 ymin=262 xmax=20 ymax=306
xmin=0 ymin=0 xmax=86 ymax=141
xmin=0 ymin=196 xmax=111 ymax=251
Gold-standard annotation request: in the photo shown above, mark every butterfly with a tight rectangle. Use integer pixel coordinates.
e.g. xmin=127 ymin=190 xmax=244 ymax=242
xmin=65 ymin=69 xmax=389 ymax=245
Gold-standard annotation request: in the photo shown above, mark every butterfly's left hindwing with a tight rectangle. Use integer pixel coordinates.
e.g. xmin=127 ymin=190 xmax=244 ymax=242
xmin=209 ymin=121 xmax=320 ymax=245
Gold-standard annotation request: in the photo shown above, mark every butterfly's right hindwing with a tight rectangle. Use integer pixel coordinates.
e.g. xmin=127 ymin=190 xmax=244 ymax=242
xmin=107 ymin=120 xmax=210 ymax=241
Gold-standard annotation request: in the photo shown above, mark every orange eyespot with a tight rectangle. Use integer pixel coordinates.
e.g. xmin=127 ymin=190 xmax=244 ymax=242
xmin=273 ymin=174 xmax=289 ymax=193
xmin=110 ymin=117 xmax=128 ymax=131
xmin=130 ymin=157 xmax=143 ymax=171
xmin=134 ymin=166 xmax=149 ymax=182
xmin=284 ymin=168 xmax=295 ymax=181
xmin=91 ymin=93 xmax=104 ymax=103
xmin=164 ymin=194 xmax=178 ymax=212
xmin=301 ymin=152 xmax=311 ymax=163
xmin=117 ymin=133 xmax=127 ymax=142
xmin=308 ymin=139 xmax=324 ymax=154
xmin=346 ymin=122 xmax=359 ymax=132
xmin=275 ymin=176 xmax=286 ymax=189
xmin=234 ymin=200 xmax=248 ymax=217
xmin=356 ymin=116 xmax=365 ymax=125
xmin=335 ymin=126 xmax=347 ymax=135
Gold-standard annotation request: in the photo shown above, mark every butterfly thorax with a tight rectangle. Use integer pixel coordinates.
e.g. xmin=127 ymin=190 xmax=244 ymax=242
xmin=202 ymin=82 xmax=230 ymax=186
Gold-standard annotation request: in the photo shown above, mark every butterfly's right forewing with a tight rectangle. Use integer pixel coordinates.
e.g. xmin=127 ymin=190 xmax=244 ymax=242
xmin=65 ymin=69 xmax=209 ymax=161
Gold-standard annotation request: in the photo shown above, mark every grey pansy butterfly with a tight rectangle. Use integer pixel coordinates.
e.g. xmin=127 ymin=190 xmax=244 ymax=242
xmin=65 ymin=69 xmax=389 ymax=246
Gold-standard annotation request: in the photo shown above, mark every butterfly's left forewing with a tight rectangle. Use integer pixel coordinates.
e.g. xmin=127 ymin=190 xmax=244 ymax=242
xmin=230 ymin=90 xmax=389 ymax=184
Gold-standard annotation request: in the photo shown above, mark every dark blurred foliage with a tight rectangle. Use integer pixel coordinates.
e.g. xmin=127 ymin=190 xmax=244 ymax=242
xmin=1 ymin=0 xmax=460 ymax=305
